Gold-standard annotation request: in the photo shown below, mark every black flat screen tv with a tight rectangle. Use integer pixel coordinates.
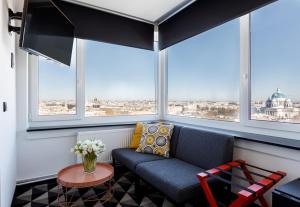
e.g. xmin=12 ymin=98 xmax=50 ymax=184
xmin=19 ymin=0 xmax=74 ymax=66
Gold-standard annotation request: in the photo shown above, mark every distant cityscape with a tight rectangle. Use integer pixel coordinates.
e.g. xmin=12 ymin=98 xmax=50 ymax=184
xmin=39 ymin=88 xmax=300 ymax=124
xmin=39 ymin=98 xmax=156 ymax=116
xmin=85 ymin=98 xmax=156 ymax=116
xmin=168 ymin=100 xmax=240 ymax=122
xmin=39 ymin=100 xmax=76 ymax=115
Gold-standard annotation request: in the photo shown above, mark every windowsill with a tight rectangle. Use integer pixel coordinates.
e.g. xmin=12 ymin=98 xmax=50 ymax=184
xmin=26 ymin=123 xmax=136 ymax=132
xmin=234 ymin=133 xmax=300 ymax=151
xmin=26 ymin=118 xmax=163 ymax=132
xmin=164 ymin=117 xmax=300 ymax=150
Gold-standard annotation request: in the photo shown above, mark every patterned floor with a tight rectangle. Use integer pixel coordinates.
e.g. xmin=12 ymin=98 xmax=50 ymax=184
xmin=12 ymin=169 xmax=260 ymax=207
xmin=12 ymin=170 xmax=180 ymax=207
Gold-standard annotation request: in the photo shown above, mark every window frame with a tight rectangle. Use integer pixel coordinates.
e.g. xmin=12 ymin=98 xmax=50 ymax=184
xmin=165 ymin=13 xmax=300 ymax=134
xmin=83 ymin=39 xmax=159 ymax=120
xmin=28 ymin=40 xmax=82 ymax=122
xmin=165 ymin=17 xmax=241 ymax=125
xmin=28 ymin=39 xmax=160 ymax=127
xmin=243 ymin=12 xmax=300 ymax=133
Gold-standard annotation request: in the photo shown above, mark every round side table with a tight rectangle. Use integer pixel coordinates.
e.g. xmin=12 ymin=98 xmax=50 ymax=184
xmin=57 ymin=163 xmax=114 ymax=206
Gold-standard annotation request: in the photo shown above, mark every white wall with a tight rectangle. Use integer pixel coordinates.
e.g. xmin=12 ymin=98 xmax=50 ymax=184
xmin=0 ymin=0 xmax=17 ymax=206
xmin=16 ymin=127 xmax=133 ymax=183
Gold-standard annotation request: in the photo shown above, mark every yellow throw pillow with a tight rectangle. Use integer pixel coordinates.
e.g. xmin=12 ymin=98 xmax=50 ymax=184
xmin=129 ymin=122 xmax=143 ymax=148
xmin=136 ymin=123 xmax=174 ymax=158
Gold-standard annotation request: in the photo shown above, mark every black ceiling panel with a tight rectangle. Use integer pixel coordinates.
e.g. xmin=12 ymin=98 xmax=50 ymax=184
xmin=52 ymin=0 xmax=154 ymax=50
xmin=158 ymin=0 xmax=277 ymax=50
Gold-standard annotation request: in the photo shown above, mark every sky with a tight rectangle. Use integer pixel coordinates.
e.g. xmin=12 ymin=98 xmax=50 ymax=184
xmin=167 ymin=18 xmax=240 ymax=101
xmin=84 ymin=41 xmax=155 ymax=101
xmin=39 ymin=48 xmax=77 ymax=101
xmin=39 ymin=0 xmax=300 ymax=102
xmin=251 ymin=0 xmax=300 ymax=101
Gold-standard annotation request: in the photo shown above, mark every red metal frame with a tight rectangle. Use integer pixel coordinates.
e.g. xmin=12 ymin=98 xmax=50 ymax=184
xmin=197 ymin=160 xmax=286 ymax=207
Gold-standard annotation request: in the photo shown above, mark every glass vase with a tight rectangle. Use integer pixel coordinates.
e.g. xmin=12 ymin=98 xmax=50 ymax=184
xmin=82 ymin=153 xmax=97 ymax=173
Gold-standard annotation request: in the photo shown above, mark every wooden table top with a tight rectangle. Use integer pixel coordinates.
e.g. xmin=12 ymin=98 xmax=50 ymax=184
xmin=57 ymin=163 xmax=114 ymax=188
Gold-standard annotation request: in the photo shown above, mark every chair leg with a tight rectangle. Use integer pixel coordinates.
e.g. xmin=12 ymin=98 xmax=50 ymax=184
xmin=112 ymin=157 xmax=118 ymax=176
xmin=112 ymin=157 xmax=116 ymax=167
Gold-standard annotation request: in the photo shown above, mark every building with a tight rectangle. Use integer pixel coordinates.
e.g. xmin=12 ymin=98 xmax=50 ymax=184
xmin=264 ymin=88 xmax=299 ymax=119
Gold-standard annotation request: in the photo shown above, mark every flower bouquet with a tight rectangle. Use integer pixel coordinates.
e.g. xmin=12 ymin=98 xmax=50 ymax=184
xmin=71 ymin=139 xmax=105 ymax=173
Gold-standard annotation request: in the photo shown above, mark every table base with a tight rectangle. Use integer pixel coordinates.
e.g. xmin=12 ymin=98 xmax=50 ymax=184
xmin=57 ymin=180 xmax=114 ymax=207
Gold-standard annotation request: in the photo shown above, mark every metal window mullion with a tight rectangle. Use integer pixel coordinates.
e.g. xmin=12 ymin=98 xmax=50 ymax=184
xmin=159 ymin=49 xmax=168 ymax=120
xmin=240 ymin=14 xmax=251 ymax=125
xmin=28 ymin=54 xmax=39 ymax=121
xmin=77 ymin=39 xmax=85 ymax=120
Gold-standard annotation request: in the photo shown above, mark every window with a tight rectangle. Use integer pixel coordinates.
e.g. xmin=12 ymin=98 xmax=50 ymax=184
xmin=84 ymin=40 xmax=157 ymax=117
xmin=251 ymin=1 xmax=300 ymax=123
xmin=167 ymin=19 xmax=240 ymax=122
xmin=36 ymin=44 xmax=77 ymax=117
xmin=30 ymin=39 xmax=158 ymax=125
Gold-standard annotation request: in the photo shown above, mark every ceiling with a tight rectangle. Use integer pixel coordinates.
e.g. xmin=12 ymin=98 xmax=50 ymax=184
xmin=63 ymin=0 xmax=194 ymax=23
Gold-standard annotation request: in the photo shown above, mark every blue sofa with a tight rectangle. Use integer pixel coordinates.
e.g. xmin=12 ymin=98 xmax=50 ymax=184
xmin=112 ymin=126 xmax=234 ymax=205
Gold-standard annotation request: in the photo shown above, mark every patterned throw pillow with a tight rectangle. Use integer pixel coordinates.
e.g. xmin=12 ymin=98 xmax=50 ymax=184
xmin=136 ymin=123 xmax=174 ymax=158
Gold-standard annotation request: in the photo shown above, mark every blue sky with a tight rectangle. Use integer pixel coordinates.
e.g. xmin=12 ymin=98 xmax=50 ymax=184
xmin=251 ymin=0 xmax=300 ymax=101
xmin=168 ymin=18 xmax=240 ymax=101
xmin=39 ymin=52 xmax=77 ymax=101
xmin=84 ymin=41 xmax=155 ymax=101
xmin=39 ymin=0 xmax=300 ymax=102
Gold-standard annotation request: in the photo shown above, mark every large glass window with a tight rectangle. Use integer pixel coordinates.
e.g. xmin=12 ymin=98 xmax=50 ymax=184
xmin=38 ymin=46 xmax=77 ymax=116
xmin=84 ymin=40 xmax=156 ymax=116
xmin=167 ymin=19 xmax=240 ymax=122
xmin=251 ymin=1 xmax=300 ymax=123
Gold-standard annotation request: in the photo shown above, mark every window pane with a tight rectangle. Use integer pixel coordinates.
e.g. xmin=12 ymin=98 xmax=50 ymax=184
xmin=167 ymin=19 xmax=240 ymax=122
xmin=84 ymin=40 xmax=156 ymax=116
xmin=38 ymin=46 xmax=76 ymax=116
xmin=251 ymin=1 xmax=300 ymax=123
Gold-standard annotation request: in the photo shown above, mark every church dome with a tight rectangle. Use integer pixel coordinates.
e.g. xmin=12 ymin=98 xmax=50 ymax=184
xmin=271 ymin=88 xmax=286 ymax=99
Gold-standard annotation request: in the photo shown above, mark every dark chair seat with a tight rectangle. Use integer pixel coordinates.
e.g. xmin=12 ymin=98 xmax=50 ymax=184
xmin=112 ymin=148 xmax=165 ymax=171
xmin=136 ymin=158 xmax=209 ymax=203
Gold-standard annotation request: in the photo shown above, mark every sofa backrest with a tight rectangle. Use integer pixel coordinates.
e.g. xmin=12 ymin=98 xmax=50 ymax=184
xmin=169 ymin=125 xmax=182 ymax=157
xmin=175 ymin=127 xmax=234 ymax=169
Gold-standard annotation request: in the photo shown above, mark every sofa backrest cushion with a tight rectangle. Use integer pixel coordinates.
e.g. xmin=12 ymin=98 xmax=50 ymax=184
xmin=169 ymin=125 xmax=182 ymax=157
xmin=175 ymin=127 xmax=234 ymax=169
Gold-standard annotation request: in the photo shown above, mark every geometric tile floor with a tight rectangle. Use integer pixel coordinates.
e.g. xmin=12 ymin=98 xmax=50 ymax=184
xmin=12 ymin=170 xmax=179 ymax=207
xmin=12 ymin=168 xmax=260 ymax=207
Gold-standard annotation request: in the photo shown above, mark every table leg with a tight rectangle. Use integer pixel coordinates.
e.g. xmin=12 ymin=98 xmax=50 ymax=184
xmin=57 ymin=185 xmax=61 ymax=207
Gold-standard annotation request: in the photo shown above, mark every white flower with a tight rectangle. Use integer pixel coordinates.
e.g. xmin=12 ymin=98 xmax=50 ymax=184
xmin=71 ymin=138 xmax=105 ymax=157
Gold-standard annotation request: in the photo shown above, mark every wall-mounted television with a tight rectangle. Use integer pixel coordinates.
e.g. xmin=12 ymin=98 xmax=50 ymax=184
xmin=19 ymin=0 xmax=74 ymax=66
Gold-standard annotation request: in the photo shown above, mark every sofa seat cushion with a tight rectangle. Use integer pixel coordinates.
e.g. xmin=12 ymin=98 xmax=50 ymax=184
xmin=112 ymin=148 xmax=165 ymax=171
xmin=136 ymin=158 xmax=207 ymax=203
